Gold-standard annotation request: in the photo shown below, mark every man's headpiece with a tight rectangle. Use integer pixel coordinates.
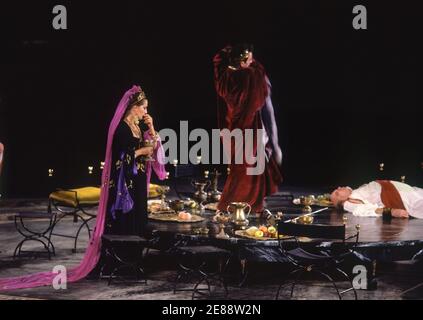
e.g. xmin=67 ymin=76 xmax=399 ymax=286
xmin=239 ymin=49 xmax=251 ymax=63
xmin=228 ymin=43 xmax=254 ymax=69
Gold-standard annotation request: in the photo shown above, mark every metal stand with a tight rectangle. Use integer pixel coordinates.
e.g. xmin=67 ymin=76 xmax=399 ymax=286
xmin=173 ymin=246 xmax=231 ymax=300
xmin=100 ymin=235 xmax=149 ymax=286
xmin=13 ymin=212 xmax=56 ymax=260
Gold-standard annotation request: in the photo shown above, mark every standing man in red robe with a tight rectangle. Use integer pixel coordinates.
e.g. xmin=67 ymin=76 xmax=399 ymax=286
xmin=213 ymin=44 xmax=283 ymax=214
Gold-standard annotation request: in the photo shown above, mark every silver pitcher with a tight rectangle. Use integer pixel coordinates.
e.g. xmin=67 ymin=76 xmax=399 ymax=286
xmin=191 ymin=180 xmax=210 ymax=203
xmin=227 ymin=202 xmax=251 ymax=230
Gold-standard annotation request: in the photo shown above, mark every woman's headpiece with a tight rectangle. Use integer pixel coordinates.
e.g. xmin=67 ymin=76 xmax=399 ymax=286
xmin=135 ymin=89 xmax=147 ymax=102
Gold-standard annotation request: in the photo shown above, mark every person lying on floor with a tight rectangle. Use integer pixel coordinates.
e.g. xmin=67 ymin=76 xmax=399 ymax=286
xmin=330 ymin=180 xmax=423 ymax=219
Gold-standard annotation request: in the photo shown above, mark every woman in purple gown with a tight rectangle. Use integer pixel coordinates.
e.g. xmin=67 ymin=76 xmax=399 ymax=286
xmin=105 ymin=89 xmax=160 ymax=236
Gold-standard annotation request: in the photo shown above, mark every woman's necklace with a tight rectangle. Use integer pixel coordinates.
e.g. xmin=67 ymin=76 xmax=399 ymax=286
xmin=125 ymin=118 xmax=141 ymax=138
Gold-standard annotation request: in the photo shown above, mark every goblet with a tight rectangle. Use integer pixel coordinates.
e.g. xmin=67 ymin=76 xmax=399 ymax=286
xmin=214 ymin=210 xmax=230 ymax=239
xmin=143 ymin=139 xmax=155 ymax=162
xmin=301 ymin=196 xmax=313 ymax=213
xmin=159 ymin=186 xmax=171 ymax=211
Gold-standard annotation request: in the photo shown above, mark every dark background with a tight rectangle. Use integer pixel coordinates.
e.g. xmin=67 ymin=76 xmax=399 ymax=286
xmin=0 ymin=0 xmax=421 ymax=198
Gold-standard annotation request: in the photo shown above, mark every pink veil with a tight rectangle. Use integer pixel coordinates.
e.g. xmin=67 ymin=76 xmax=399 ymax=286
xmin=0 ymin=85 xmax=164 ymax=291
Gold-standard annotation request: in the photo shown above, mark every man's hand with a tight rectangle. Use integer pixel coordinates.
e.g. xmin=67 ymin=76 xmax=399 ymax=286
xmin=391 ymin=209 xmax=409 ymax=219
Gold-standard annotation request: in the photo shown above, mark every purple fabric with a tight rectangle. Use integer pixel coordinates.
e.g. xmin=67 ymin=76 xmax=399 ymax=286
xmin=110 ymin=152 xmax=135 ymax=219
xmin=144 ymin=130 xmax=166 ymax=194
xmin=0 ymin=85 xmax=146 ymax=291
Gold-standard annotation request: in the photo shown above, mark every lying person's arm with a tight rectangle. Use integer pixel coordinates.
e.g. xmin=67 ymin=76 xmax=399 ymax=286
xmin=345 ymin=201 xmax=409 ymax=218
xmin=344 ymin=201 xmax=380 ymax=217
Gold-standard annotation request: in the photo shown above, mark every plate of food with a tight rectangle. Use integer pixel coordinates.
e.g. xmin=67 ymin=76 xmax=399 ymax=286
xmin=148 ymin=211 xmax=205 ymax=223
xmin=147 ymin=200 xmax=175 ymax=214
xmin=235 ymin=226 xmax=311 ymax=242
xmin=205 ymin=202 xmax=219 ymax=211
xmin=293 ymin=194 xmax=334 ymax=207
xmin=235 ymin=226 xmax=281 ymax=240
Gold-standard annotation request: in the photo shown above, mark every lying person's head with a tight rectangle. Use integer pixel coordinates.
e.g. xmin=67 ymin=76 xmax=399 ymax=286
xmin=330 ymin=186 xmax=353 ymax=208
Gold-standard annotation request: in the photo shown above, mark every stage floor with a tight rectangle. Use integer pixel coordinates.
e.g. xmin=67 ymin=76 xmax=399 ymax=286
xmin=1 ymin=189 xmax=423 ymax=300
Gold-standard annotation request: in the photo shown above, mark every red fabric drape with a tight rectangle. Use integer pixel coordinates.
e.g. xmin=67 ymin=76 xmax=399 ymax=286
xmin=213 ymin=47 xmax=282 ymax=213
xmin=376 ymin=180 xmax=406 ymax=210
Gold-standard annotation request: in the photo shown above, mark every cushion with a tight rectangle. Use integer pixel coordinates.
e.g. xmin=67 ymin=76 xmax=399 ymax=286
xmin=148 ymin=183 xmax=166 ymax=198
xmin=50 ymin=187 xmax=101 ymax=207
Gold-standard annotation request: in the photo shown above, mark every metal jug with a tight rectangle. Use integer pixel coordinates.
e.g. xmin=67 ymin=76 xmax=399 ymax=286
xmin=227 ymin=202 xmax=251 ymax=230
xmin=191 ymin=180 xmax=210 ymax=203
xmin=207 ymin=169 xmax=222 ymax=202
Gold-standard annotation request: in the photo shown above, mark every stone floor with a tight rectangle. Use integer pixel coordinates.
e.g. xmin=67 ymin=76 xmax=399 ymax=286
xmin=0 ymin=199 xmax=422 ymax=300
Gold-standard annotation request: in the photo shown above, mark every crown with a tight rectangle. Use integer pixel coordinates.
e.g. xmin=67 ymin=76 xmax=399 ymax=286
xmin=136 ymin=90 xmax=147 ymax=102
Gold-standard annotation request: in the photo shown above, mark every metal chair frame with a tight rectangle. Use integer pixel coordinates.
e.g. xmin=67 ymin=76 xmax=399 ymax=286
xmin=13 ymin=212 xmax=56 ymax=260
xmin=48 ymin=188 xmax=98 ymax=252
xmin=275 ymin=222 xmax=360 ymax=300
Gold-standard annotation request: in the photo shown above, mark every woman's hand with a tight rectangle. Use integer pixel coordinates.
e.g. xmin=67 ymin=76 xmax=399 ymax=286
xmin=135 ymin=147 xmax=154 ymax=158
xmin=143 ymin=114 xmax=157 ymax=145
xmin=143 ymin=114 xmax=154 ymax=130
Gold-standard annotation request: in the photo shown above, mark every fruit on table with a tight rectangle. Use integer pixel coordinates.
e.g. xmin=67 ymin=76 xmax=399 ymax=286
xmin=254 ymin=230 xmax=264 ymax=238
xmin=246 ymin=226 xmax=259 ymax=236
xmin=259 ymin=225 xmax=268 ymax=233
xmin=268 ymin=226 xmax=276 ymax=234
xmin=178 ymin=211 xmax=192 ymax=221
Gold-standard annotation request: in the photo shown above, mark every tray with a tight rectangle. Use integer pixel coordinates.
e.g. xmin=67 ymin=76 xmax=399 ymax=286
xmin=205 ymin=202 xmax=219 ymax=211
xmin=148 ymin=213 xmax=205 ymax=223
xmin=234 ymin=230 xmax=311 ymax=242
xmin=293 ymin=199 xmax=334 ymax=207
xmin=234 ymin=230 xmax=280 ymax=241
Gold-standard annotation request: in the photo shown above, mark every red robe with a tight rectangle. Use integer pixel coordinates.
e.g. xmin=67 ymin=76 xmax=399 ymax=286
xmin=213 ymin=47 xmax=283 ymax=213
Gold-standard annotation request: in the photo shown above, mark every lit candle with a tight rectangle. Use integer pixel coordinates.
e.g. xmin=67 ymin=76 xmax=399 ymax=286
xmin=88 ymin=166 xmax=94 ymax=175
xmin=204 ymin=170 xmax=209 ymax=178
xmin=100 ymin=162 xmax=105 ymax=170
xmin=401 ymin=176 xmax=406 ymax=183
xmin=379 ymin=163 xmax=384 ymax=171
xmin=196 ymin=156 xmax=202 ymax=164
xmin=165 ymin=172 xmax=170 ymax=180
xmin=172 ymin=159 xmax=178 ymax=166
xmin=48 ymin=169 xmax=54 ymax=177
